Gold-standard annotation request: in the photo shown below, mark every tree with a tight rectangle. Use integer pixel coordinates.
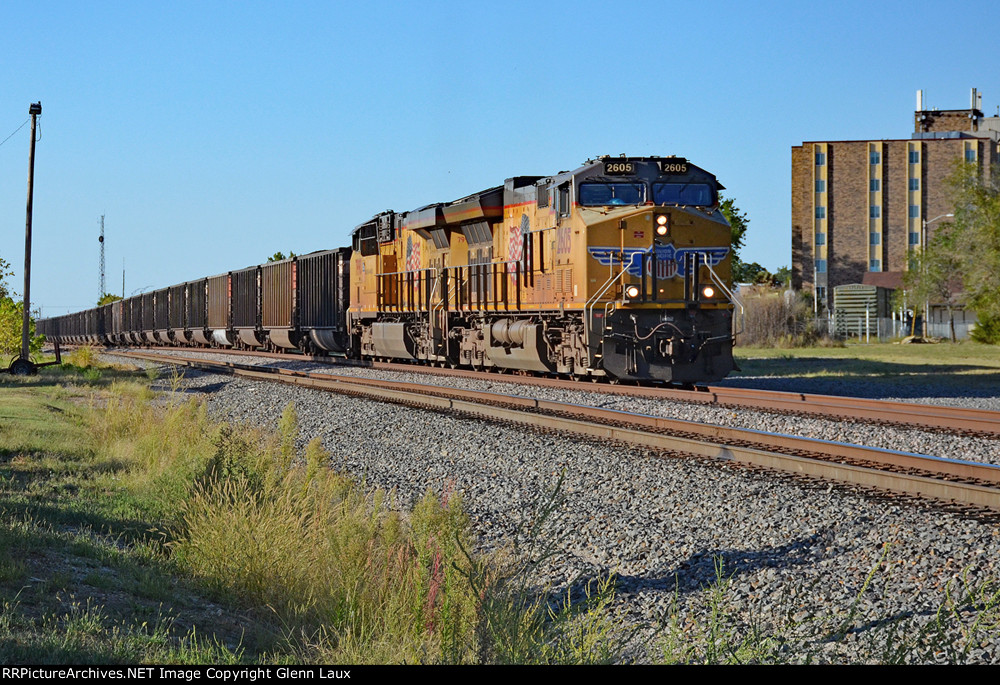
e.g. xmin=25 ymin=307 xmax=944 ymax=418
xmin=720 ymin=195 xmax=770 ymax=284
xmin=907 ymin=162 xmax=1000 ymax=343
xmin=0 ymin=256 xmax=43 ymax=359
xmin=98 ymin=293 xmax=122 ymax=306
xmin=773 ymin=266 xmax=791 ymax=287
xmin=0 ymin=256 xmax=11 ymax=301
xmin=267 ymin=251 xmax=297 ymax=262
xmin=733 ymin=260 xmax=769 ymax=284
xmin=719 ymin=194 xmax=748 ymax=259
xmin=947 ymin=162 xmax=1000 ymax=342
xmin=903 ymin=222 xmax=965 ymax=342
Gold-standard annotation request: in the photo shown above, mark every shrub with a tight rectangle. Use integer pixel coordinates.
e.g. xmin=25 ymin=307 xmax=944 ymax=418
xmin=65 ymin=345 xmax=98 ymax=368
xmin=736 ymin=286 xmax=833 ymax=347
xmin=970 ymin=314 xmax=1000 ymax=344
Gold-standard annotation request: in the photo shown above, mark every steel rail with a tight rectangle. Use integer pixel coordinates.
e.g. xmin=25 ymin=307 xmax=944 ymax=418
xmin=118 ymin=349 xmax=1000 ymax=512
xmin=101 ymin=344 xmax=1000 ymax=437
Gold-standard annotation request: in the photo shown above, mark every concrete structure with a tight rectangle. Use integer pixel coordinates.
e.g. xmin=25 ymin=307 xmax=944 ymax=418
xmin=792 ymin=89 xmax=1000 ymax=324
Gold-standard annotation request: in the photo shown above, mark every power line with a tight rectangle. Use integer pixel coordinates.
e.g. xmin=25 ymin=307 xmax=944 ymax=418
xmin=0 ymin=117 xmax=30 ymax=149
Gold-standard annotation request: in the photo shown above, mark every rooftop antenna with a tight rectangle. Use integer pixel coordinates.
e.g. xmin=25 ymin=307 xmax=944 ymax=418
xmin=98 ymin=215 xmax=105 ymax=301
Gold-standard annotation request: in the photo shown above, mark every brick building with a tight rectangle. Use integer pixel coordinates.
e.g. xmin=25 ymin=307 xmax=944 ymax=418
xmin=791 ymin=89 xmax=1000 ymax=315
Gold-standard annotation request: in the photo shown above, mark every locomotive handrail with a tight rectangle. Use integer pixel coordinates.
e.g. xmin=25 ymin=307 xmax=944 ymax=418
xmin=377 ymin=267 xmax=436 ymax=313
xmin=437 ymin=262 xmax=507 ymax=313
xmin=584 ymin=250 xmax=642 ymax=339
xmin=428 ymin=267 xmax=455 ymax=359
xmin=701 ymin=254 xmax=744 ymax=338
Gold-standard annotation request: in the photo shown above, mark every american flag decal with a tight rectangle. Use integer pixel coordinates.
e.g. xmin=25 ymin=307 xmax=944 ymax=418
xmin=405 ymin=235 xmax=421 ymax=272
xmin=507 ymin=214 xmax=527 ymax=275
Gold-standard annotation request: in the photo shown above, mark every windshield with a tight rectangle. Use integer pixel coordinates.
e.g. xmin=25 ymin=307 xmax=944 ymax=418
xmin=579 ymin=182 xmax=646 ymax=206
xmin=652 ymin=182 xmax=715 ymax=206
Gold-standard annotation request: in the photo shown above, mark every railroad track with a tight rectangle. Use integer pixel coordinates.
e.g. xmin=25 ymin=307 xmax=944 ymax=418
xmin=116 ymin=348 xmax=1000 ymax=515
xmin=99 ymin=345 xmax=1000 ymax=438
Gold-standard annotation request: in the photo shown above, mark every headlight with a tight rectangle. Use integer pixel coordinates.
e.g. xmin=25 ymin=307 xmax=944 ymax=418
xmin=702 ymin=286 xmax=715 ymax=299
xmin=655 ymin=215 xmax=669 ymax=236
xmin=625 ymin=285 xmax=640 ymax=299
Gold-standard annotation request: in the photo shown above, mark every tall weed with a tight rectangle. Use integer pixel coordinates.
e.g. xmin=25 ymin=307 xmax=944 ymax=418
xmin=66 ymin=345 xmax=99 ymax=369
xmin=157 ymin=400 xmax=478 ymax=663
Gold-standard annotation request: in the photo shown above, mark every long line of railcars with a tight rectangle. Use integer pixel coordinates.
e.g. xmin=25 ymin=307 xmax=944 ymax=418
xmin=39 ymin=155 xmax=739 ymax=383
xmin=41 ymin=248 xmax=352 ymax=355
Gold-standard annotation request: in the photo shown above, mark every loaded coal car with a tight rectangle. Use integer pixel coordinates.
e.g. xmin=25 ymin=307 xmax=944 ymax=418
xmin=277 ymin=248 xmax=352 ymax=354
xmin=185 ymin=279 xmax=211 ymax=346
xmin=232 ymin=265 xmax=263 ymax=349
xmin=153 ymin=287 xmax=170 ymax=345
xmin=168 ymin=283 xmax=187 ymax=344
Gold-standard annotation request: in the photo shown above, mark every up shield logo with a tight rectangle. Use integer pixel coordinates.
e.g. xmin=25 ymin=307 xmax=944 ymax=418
xmin=587 ymin=245 xmax=730 ymax=278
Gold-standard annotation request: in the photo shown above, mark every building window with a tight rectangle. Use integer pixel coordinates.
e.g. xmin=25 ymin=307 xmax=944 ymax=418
xmin=816 ymin=259 xmax=827 ymax=273
xmin=869 ymin=259 xmax=882 ymax=271
xmin=815 ymin=152 xmax=826 ymax=165
xmin=815 ymin=179 xmax=825 ymax=192
xmin=815 ymin=232 xmax=826 ymax=246
xmin=966 ymin=149 xmax=977 ymax=162
xmin=869 ymin=178 xmax=880 ymax=192
xmin=909 ymin=150 xmax=920 ymax=164
xmin=909 ymin=232 xmax=920 ymax=245
xmin=869 ymin=150 xmax=881 ymax=165
xmin=815 ymin=206 xmax=826 ymax=219
xmin=909 ymin=205 xmax=920 ymax=218
xmin=869 ymin=206 xmax=881 ymax=218
xmin=816 ymin=286 xmax=826 ymax=301
xmin=909 ymin=178 xmax=920 ymax=191
xmin=869 ymin=232 xmax=881 ymax=245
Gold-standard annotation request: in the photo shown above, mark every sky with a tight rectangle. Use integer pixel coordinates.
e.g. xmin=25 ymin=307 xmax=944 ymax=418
xmin=2 ymin=0 xmax=999 ymax=316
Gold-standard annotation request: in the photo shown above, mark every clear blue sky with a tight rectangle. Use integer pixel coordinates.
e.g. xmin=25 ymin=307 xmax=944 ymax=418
xmin=2 ymin=0 xmax=998 ymax=316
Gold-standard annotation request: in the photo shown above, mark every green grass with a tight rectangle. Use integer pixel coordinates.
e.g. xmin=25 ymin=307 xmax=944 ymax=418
xmin=4 ymin=356 xmax=1000 ymax=664
xmin=732 ymin=340 xmax=1000 ymax=395
xmin=0 ymin=362 xmax=619 ymax=664
xmin=0 ymin=366 xmax=273 ymax=662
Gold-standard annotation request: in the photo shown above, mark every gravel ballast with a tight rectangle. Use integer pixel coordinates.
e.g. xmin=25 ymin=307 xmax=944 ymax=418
xmin=107 ymin=350 xmax=1000 ymax=663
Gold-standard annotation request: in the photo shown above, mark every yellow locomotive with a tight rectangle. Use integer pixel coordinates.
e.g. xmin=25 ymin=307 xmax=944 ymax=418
xmin=350 ymin=155 xmax=736 ymax=383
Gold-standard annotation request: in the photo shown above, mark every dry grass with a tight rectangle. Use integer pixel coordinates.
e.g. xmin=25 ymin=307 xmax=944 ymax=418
xmin=737 ymin=286 xmax=838 ymax=348
xmin=91 ymin=396 xmax=481 ymax=662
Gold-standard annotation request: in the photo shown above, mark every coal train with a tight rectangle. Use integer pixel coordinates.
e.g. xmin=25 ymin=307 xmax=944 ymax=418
xmin=38 ymin=155 xmax=738 ymax=383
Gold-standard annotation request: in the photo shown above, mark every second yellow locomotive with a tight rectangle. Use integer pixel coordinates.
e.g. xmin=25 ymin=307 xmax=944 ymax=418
xmin=349 ymin=155 xmax=736 ymax=383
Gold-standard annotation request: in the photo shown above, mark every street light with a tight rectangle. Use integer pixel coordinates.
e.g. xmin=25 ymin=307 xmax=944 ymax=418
xmin=920 ymin=213 xmax=954 ymax=337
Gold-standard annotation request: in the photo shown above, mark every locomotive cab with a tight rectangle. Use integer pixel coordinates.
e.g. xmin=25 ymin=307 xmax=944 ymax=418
xmin=568 ymin=157 xmax=737 ymax=382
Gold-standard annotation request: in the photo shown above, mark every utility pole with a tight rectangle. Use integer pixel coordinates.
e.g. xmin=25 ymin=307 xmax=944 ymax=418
xmin=11 ymin=102 xmax=42 ymax=375
xmin=98 ymin=215 xmax=106 ymax=301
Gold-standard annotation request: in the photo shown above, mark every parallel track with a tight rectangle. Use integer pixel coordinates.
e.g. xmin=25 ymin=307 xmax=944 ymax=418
xmin=117 ymin=348 xmax=1000 ymax=515
xmin=102 ymin=345 xmax=1000 ymax=438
